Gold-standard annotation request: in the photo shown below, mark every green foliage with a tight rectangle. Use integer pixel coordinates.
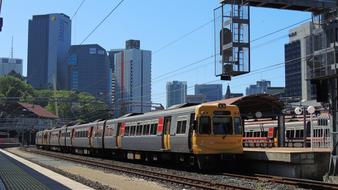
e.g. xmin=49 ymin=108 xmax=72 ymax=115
xmin=0 ymin=75 xmax=110 ymax=123
xmin=7 ymin=70 xmax=25 ymax=81
xmin=0 ymin=76 xmax=34 ymax=99
xmin=36 ymin=90 xmax=110 ymax=123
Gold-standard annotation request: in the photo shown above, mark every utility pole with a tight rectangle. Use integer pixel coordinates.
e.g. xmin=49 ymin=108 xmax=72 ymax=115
xmin=0 ymin=0 xmax=3 ymax=32
xmin=10 ymin=36 xmax=13 ymax=58
xmin=53 ymin=75 xmax=59 ymax=118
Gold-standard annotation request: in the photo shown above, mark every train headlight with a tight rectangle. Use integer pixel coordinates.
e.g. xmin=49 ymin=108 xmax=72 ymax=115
xmin=218 ymin=103 xmax=226 ymax=109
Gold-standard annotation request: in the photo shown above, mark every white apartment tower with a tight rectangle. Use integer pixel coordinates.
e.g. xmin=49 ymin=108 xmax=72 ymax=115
xmin=114 ymin=40 xmax=152 ymax=117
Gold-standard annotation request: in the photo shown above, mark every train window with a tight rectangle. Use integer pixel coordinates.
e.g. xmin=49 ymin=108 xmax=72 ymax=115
xmin=176 ymin=120 xmax=187 ymax=134
xmin=137 ymin=125 xmax=142 ymax=136
xmin=125 ymin=127 xmax=130 ymax=136
xmin=130 ymin=126 xmax=133 ymax=136
xmin=290 ymin=130 xmax=295 ymax=138
xmin=199 ymin=116 xmax=211 ymax=134
xmin=146 ymin=124 xmax=151 ymax=135
xmin=150 ymin=124 xmax=157 ymax=135
xmin=143 ymin=125 xmax=149 ymax=135
xmin=181 ymin=121 xmax=187 ymax=134
xmin=212 ymin=116 xmax=233 ymax=135
xmin=261 ymin=131 xmax=268 ymax=137
xmin=176 ymin=121 xmax=182 ymax=134
xmin=234 ymin=117 xmax=242 ymax=134
xmin=295 ymin=130 xmax=299 ymax=138
xmin=250 ymin=131 xmax=253 ymax=137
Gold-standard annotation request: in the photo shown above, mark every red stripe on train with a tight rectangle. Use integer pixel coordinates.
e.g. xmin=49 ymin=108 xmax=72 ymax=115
xmin=157 ymin=117 xmax=164 ymax=134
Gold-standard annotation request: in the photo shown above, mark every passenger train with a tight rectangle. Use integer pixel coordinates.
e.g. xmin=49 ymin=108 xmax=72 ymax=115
xmin=36 ymin=103 xmax=243 ymax=169
xmin=243 ymin=116 xmax=331 ymax=147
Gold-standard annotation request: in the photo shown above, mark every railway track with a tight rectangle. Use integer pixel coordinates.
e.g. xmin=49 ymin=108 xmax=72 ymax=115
xmin=21 ymin=148 xmax=338 ymax=190
xmin=23 ymin=148 xmax=252 ymax=190
xmin=222 ymin=172 xmax=338 ymax=190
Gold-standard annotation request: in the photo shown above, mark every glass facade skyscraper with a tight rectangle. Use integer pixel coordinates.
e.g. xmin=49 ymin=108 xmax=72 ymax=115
xmin=68 ymin=44 xmax=112 ymax=106
xmin=194 ymin=84 xmax=222 ymax=102
xmin=27 ymin=13 xmax=71 ymax=89
xmin=166 ymin=81 xmax=187 ymax=108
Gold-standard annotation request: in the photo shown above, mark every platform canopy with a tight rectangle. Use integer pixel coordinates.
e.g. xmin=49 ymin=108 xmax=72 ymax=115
xmin=220 ymin=0 xmax=337 ymax=13
xmin=213 ymin=94 xmax=284 ymax=119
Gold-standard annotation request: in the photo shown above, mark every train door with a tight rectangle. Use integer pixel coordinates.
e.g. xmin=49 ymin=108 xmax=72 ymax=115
xmin=58 ymin=130 xmax=61 ymax=146
xmin=71 ymin=128 xmax=75 ymax=146
xmin=162 ymin=116 xmax=171 ymax=151
xmin=88 ymin=127 xmax=93 ymax=147
xmin=188 ymin=113 xmax=195 ymax=151
xmin=116 ymin=123 xmax=124 ymax=148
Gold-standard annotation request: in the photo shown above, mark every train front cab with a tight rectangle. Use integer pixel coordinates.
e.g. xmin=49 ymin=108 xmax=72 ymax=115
xmin=191 ymin=103 xmax=243 ymax=168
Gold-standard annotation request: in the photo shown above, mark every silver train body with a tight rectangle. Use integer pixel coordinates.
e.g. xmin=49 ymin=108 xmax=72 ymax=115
xmin=36 ymin=103 xmax=243 ymax=167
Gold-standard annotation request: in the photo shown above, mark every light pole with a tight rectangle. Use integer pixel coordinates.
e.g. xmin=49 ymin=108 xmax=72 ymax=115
xmin=307 ymin=106 xmax=315 ymax=150
xmin=295 ymin=105 xmax=316 ymax=149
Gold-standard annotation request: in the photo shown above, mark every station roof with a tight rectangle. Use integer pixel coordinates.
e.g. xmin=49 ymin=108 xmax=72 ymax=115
xmin=18 ymin=103 xmax=58 ymax=119
xmin=220 ymin=0 xmax=336 ymax=13
xmin=212 ymin=94 xmax=284 ymax=119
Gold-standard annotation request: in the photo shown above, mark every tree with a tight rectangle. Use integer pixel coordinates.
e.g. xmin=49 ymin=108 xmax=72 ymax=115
xmin=39 ymin=90 xmax=110 ymax=123
xmin=0 ymin=76 xmax=34 ymax=100
xmin=7 ymin=70 xmax=25 ymax=81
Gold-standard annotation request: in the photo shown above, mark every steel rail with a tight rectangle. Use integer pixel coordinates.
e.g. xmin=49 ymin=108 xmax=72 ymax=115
xmin=25 ymin=149 xmax=252 ymax=190
xmin=222 ymin=172 xmax=338 ymax=190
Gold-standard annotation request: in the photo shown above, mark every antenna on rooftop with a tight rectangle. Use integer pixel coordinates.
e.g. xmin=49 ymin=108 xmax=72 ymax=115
xmin=10 ymin=36 xmax=13 ymax=58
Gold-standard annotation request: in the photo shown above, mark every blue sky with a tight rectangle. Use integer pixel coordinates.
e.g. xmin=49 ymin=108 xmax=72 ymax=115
xmin=0 ymin=0 xmax=310 ymax=106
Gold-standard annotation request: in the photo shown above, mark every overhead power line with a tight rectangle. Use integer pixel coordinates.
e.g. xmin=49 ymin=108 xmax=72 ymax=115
xmin=153 ymin=18 xmax=215 ymax=54
xmin=71 ymin=0 xmax=86 ymax=20
xmin=251 ymin=18 xmax=311 ymax=43
xmin=80 ymin=0 xmax=125 ymax=44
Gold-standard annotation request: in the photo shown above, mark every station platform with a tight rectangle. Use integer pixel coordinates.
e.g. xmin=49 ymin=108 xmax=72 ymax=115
xmin=239 ymin=147 xmax=331 ymax=180
xmin=0 ymin=143 xmax=21 ymax=148
xmin=0 ymin=149 xmax=92 ymax=190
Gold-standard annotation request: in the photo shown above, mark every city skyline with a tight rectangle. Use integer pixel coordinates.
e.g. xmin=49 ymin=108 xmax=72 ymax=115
xmin=0 ymin=0 xmax=311 ymax=106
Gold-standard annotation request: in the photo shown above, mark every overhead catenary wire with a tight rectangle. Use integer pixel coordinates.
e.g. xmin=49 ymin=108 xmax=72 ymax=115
xmin=120 ymin=52 xmax=316 ymax=103
xmin=80 ymin=0 xmax=125 ymax=44
xmin=42 ymin=0 xmax=125 ymax=90
xmin=71 ymin=0 xmax=86 ymax=20
xmin=67 ymin=15 xmax=312 ymax=103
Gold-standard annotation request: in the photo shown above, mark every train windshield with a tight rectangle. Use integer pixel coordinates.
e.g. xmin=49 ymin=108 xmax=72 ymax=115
xmin=198 ymin=116 xmax=211 ymax=134
xmin=234 ymin=117 xmax=242 ymax=134
xmin=213 ymin=116 xmax=233 ymax=135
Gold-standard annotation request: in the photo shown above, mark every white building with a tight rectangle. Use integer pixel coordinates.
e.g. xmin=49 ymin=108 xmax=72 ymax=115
xmin=285 ymin=22 xmax=314 ymax=101
xmin=0 ymin=58 xmax=23 ymax=76
xmin=114 ymin=40 xmax=152 ymax=117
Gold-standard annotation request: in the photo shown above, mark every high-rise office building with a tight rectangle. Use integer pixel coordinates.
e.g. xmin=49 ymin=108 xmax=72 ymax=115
xmin=194 ymin=84 xmax=222 ymax=102
xmin=285 ymin=22 xmax=315 ymax=101
xmin=114 ymin=40 xmax=152 ymax=116
xmin=0 ymin=58 xmax=23 ymax=76
xmin=166 ymin=81 xmax=187 ymax=108
xmin=246 ymin=80 xmax=271 ymax=95
xmin=68 ymin=44 xmax=112 ymax=105
xmin=108 ymin=49 xmax=123 ymax=110
xmin=27 ymin=13 xmax=71 ymax=89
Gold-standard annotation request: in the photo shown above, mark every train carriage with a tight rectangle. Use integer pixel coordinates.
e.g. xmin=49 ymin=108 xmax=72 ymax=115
xmin=49 ymin=128 xmax=61 ymax=150
xmin=70 ymin=122 xmax=96 ymax=154
xmin=37 ymin=102 xmax=243 ymax=169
